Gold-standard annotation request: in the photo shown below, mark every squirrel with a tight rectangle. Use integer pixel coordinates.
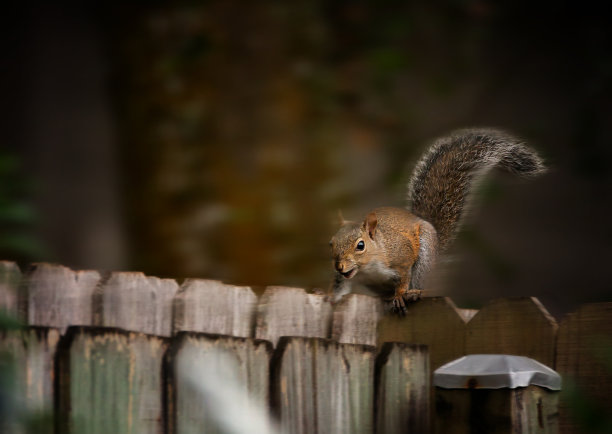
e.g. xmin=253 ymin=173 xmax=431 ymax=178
xmin=329 ymin=128 xmax=546 ymax=314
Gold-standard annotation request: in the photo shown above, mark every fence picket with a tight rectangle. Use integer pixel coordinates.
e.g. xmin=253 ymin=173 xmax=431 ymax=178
xmin=271 ymin=337 xmax=375 ymax=434
xmin=56 ymin=327 xmax=168 ymax=434
xmin=378 ymin=297 xmax=467 ymax=371
xmin=93 ymin=272 xmax=178 ymax=336
xmin=25 ymin=263 xmax=100 ymax=332
xmin=375 ymin=342 xmax=429 ymax=434
xmin=332 ymin=294 xmax=382 ymax=346
xmin=172 ymin=279 xmax=257 ymax=337
xmin=434 ymin=385 xmax=559 ymax=434
xmin=556 ymin=302 xmax=612 ymax=434
xmin=255 ymin=286 xmax=332 ymax=346
xmin=465 ymin=297 xmax=557 ymax=366
xmin=166 ymin=332 xmax=273 ymax=434
xmin=0 ymin=326 xmax=60 ymax=432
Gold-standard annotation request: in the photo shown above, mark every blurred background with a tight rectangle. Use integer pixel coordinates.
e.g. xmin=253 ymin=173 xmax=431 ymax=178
xmin=1 ymin=1 xmax=610 ymax=317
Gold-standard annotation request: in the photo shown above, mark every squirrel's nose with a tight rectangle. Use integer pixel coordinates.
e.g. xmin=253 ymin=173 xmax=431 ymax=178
xmin=334 ymin=261 xmax=343 ymax=272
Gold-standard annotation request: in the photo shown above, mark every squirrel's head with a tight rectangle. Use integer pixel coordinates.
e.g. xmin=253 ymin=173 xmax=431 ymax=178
xmin=329 ymin=212 xmax=379 ymax=279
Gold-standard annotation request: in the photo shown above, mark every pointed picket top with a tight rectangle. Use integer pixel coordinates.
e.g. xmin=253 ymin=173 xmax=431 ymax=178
xmin=331 ymin=293 xmax=383 ymax=346
xmin=466 ymin=297 xmax=558 ymax=367
xmin=94 ymin=271 xmax=179 ymax=337
xmin=255 ymin=286 xmax=332 ymax=347
xmin=378 ymin=297 xmax=468 ymax=370
xmin=25 ymin=263 xmax=100 ymax=332
xmin=173 ymin=279 xmax=257 ymax=337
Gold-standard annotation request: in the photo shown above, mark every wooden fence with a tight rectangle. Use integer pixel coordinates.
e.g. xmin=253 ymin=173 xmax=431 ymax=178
xmin=0 ymin=261 xmax=611 ymax=433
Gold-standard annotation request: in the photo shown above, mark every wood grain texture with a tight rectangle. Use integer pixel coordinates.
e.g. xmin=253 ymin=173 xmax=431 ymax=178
xmin=331 ymin=293 xmax=382 ymax=346
xmin=514 ymin=385 xmax=559 ymax=434
xmin=271 ymin=337 xmax=375 ymax=434
xmin=0 ymin=261 xmax=21 ymax=319
xmin=94 ymin=272 xmax=178 ymax=336
xmin=25 ymin=263 xmax=100 ymax=332
xmin=0 ymin=326 xmax=60 ymax=433
xmin=378 ymin=297 xmax=467 ymax=370
xmin=435 ymin=386 xmax=559 ymax=434
xmin=166 ymin=332 xmax=273 ymax=434
xmin=556 ymin=302 xmax=612 ymax=434
xmin=57 ymin=327 xmax=168 ymax=434
xmin=375 ymin=342 xmax=430 ymax=434
xmin=466 ymin=297 xmax=558 ymax=367
xmin=255 ymin=286 xmax=332 ymax=347
xmin=172 ymin=279 xmax=257 ymax=337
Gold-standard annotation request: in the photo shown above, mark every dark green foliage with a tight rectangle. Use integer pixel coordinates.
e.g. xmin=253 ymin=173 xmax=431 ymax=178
xmin=0 ymin=151 xmax=46 ymax=264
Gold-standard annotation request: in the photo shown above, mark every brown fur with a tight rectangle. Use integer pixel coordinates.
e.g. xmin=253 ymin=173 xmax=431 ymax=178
xmin=330 ymin=128 xmax=546 ymax=314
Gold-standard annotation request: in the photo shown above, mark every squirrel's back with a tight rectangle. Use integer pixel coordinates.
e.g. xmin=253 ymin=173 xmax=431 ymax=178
xmin=407 ymin=128 xmax=546 ymax=252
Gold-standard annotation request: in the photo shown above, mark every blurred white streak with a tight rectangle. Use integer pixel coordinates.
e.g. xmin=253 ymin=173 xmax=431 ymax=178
xmin=177 ymin=348 xmax=279 ymax=434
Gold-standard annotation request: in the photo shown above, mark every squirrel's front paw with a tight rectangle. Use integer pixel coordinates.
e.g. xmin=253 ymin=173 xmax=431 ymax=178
xmin=390 ymin=294 xmax=407 ymax=316
xmin=388 ymin=289 xmax=423 ymax=315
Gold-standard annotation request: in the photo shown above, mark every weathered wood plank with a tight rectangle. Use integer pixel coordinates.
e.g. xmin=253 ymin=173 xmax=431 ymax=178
xmin=25 ymin=263 xmax=100 ymax=332
xmin=378 ymin=297 xmax=467 ymax=371
xmin=57 ymin=326 xmax=167 ymax=434
xmin=516 ymin=385 xmax=560 ymax=433
xmin=94 ymin=272 xmax=178 ymax=336
xmin=375 ymin=342 xmax=429 ymax=434
xmin=0 ymin=261 xmax=21 ymax=319
xmin=331 ymin=293 xmax=382 ymax=346
xmin=271 ymin=337 xmax=375 ymax=434
xmin=0 ymin=326 xmax=60 ymax=433
xmin=465 ymin=297 xmax=557 ymax=367
xmin=255 ymin=286 xmax=332 ymax=347
xmin=166 ymin=332 xmax=273 ymax=434
xmin=556 ymin=302 xmax=612 ymax=434
xmin=434 ymin=385 xmax=559 ymax=434
xmin=172 ymin=279 xmax=257 ymax=337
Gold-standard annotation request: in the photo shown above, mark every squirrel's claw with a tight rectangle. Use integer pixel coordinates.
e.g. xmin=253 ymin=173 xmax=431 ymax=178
xmin=391 ymin=294 xmax=407 ymax=316
xmin=389 ymin=289 xmax=423 ymax=316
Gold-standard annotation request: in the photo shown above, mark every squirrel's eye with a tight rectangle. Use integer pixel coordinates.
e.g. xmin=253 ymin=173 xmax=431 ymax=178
xmin=356 ymin=240 xmax=365 ymax=251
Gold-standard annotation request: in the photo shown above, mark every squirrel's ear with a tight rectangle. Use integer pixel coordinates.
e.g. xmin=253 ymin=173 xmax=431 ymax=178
xmin=337 ymin=209 xmax=347 ymax=226
xmin=364 ymin=212 xmax=378 ymax=239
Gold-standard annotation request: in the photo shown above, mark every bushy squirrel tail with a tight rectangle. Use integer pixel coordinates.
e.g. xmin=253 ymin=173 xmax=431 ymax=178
xmin=407 ymin=128 xmax=546 ymax=252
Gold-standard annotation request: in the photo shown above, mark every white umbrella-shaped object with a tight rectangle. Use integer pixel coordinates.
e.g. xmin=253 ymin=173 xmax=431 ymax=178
xmin=434 ymin=354 xmax=561 ymax=390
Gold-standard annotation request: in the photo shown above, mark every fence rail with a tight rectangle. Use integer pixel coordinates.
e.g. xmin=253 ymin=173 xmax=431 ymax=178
xmin=0 ymin=261 xmax=611 ymax=433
